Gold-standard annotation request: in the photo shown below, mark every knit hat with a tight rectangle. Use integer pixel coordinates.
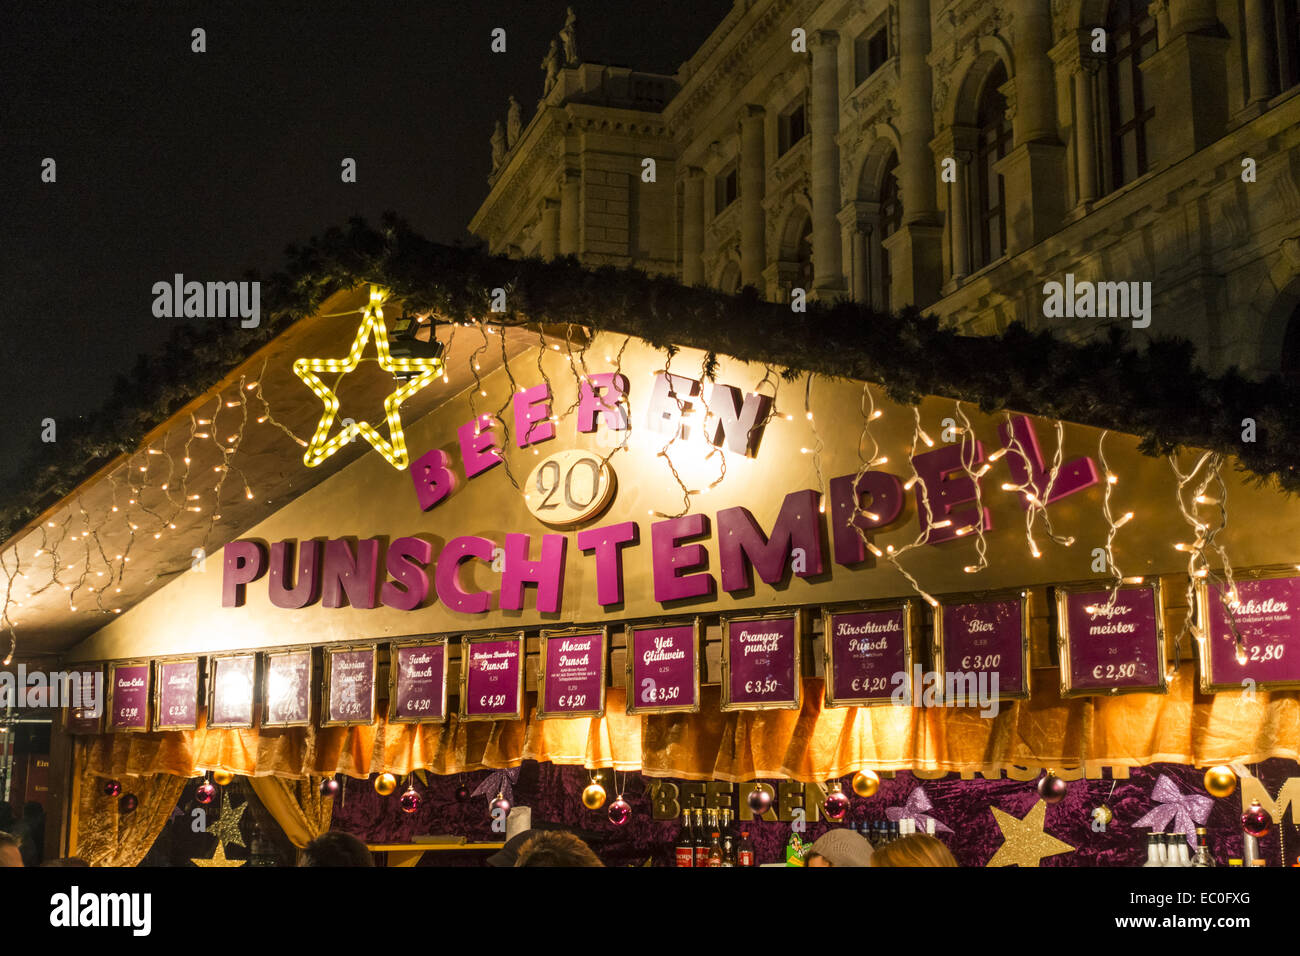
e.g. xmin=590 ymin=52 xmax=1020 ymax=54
xmin=808 ymin=828 xmax=875 ymax=867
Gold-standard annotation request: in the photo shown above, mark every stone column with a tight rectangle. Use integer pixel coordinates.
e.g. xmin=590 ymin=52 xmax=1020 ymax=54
xmin=559 ymin=169 xmax=581 ymax=256
xmin=1140 ymin=0 xmax=1228 ymax=164
xmin=1010 ymin=0 xmax=1057 ymax=145
xmin=947 ymin=142 xmax=973 ymax=284
xmin=739 ymin=105 xmax=767 ymax=288
xmin=539 ymin=198 xmax=560 ymax=260
xmin=837 ymin=202 xmax=878 ymax=304
xmin=809 ymin=30 xmax=845 ymax=295
xmin=1242 ymin=0 xmax=1277 ymax=110
xmin=681 ymin=168 xmax=706 ymax=286
xmin=1051 ymin=32 xmax=1102 ymax=209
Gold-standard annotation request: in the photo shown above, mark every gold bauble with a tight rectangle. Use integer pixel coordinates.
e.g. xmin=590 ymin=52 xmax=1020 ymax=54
xmin=851 ymin=770 xmax=880 ymax=798
xmin=582 ymin=782 xmax=607 ymax=810
xmin=212 ymin=770 xmax=235 ymax=786
xmin=374 ymin=772 xmax=398 ymax=796
xmin=1204 ymin=765 xmax=1237 ymax=799
xmin=1091 ymin=805 xmax=1113 ymax=826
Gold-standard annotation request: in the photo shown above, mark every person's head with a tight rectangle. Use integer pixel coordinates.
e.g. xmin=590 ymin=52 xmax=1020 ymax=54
xmin=486 ymin=829 xmax=535 ymax=867
xmin=806 ymin=828 xmax=874 ymax=867
xmin=22 ymin=801 xmax=44 ymax=820
xmin=300 ymin=831 xmax=374 ymax=867
xmin=0 ymin=832 xmax=22 ymax=868
xmin=0 ymin=804 xmax=14 ymax=829
xmin=870 ymin=833 xmax=958 ymax=867
xmin=514 ymin=830 xmax=603 ymax=867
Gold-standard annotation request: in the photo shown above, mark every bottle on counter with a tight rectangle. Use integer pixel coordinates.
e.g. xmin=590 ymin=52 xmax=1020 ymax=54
xmin=1192 ymin=828 xmax=1214 ymax=867
xmin=707 ymin=829 xmax=723 ymax=867
xmin=1142 ymin=833 xmax=1163 ymax=867
xmin=720 ymin=810 xmax=737 ymax=866
xmin=692 ymin=809 xmax=709 ymax=868
xmin=738 ymin=830 xmax=755 ymax=867
xmin=676 ymin=809 xmax=695 ymax=867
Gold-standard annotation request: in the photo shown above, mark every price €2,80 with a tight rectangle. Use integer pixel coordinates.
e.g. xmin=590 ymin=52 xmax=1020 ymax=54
xmin=1091 ymin=661 xmax=1138 ymax=680
xmin=1247 ymin=643 xmax=1285 ymax=663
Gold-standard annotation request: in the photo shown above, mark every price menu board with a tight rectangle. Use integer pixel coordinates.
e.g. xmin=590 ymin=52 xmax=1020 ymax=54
xmin=823 ymin=603 xmax=917 ymax=707
xmin=66 ymin=667 xmax=104 ymax=734
xmin=389 ymin=640 xmax=448 ymax=723
xmin=107 ymin=662 xmax=151 ymax=732
xmin=626 ymin=620 xmax=701 ymax=715
xmin=460 ymin=633 xmax=525 ymax=721
xmin=1057 ymin=583 xmax=1167 ymax=697
xmin=321 ymin=646 xmax=377 ymax=726
xmin=263 ymin=649 xmax=312 ymax=728
xmin=208 ymin=654 xmax=257 ymax=729
xmin=721 ymin=612 xmax=801 ymax=712
xmin=537 ymin=628 xmax=607 ymax=719
xmin=1197 ymin=573 xmax=1300 ymax=692
xmin=934 ymin=592 xmax=1031 ymax=703
xmin=154 ymin=658 xmax=201 ymax=731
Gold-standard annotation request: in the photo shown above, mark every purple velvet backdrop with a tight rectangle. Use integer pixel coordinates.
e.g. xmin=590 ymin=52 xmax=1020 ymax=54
xmin=329 ymin=759 xmax=1300 ymax=867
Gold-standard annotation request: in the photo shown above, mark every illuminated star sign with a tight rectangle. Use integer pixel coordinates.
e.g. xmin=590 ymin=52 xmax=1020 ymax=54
xmin=293 ymin=285 xmax=443 ymax=470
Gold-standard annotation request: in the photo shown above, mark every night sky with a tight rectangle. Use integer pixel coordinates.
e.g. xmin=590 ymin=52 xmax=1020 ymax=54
xmin=0 ymin=0 xmax=731 ymax=490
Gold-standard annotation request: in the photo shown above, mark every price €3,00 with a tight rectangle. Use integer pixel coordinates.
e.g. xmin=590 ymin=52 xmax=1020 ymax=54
xmin=960 ymin=654 xmax=1001 ymax=670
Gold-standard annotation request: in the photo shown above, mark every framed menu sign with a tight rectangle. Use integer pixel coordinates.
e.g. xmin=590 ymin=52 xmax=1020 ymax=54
xmin=1056 ymin=582 xmax=1168 ymax=697
xmin=933 ymin=591 xmax=1032 ymax=703
xmin=1196 ymin=571 xmax=1300 ymax=692
xmin=153 ymin=658 xmax=201 ymax=731
xmin=460 ymin=632 xmax=525 ymax=721
xmin=822 ymin=601 xmax=918 ymax=707
xmin=537 ymin=627 xmax=607 ymax=720
xmin=106 ymin=661 xmax=150 ymax=732
xmin=262 ymin=648 xmax=312 ymax=728
xmin=720 ymin=612 xmax=802 ymax=712
xmin=625 ymin=620 xmax=701 ymax=715
xmin=388 ymin=639 xmax=448 ymax=723
xmin=65 ymin=667 xmax=104 ymax=734
xmin=208 ymin=654 xmax=257 ymax=729
xmin=321 ymin=645 xmax=377 ymax=727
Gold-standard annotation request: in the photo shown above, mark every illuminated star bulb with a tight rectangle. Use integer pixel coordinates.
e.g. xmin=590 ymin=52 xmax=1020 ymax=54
xmin=869 ymin=456 xmax=888 ymax=467
xmin=1114 ymin=512 xmax=1134 ymax=527
xmin=1235 ymin=644 xmax=1248 ymax=666
xmin=919 ymin=430 xmax=934 ymax=447
xmin=903 ymin=476 xmax=917 ymax=491
xmin=1107 ymin=473 xmax=1118 ymax=485
xmin=964 ymin=565 xmax=980 ymax=574
xmin=1000 ymin=482 xmax=1018 ymax=492
xmin=866 ymin=543 xmax=883 ymax=558
xmin=931 ymin=519 xmax=952 ymax=529
xmin=869 ymin=409 xmax=883 ymax=421
xmin=987 ymin=448 xmax=1007 ymax=462
xmin=805 ymin=411 xmax=813 ymax=421
xmin=1029 ymin=542 xmax=1042 ymax=558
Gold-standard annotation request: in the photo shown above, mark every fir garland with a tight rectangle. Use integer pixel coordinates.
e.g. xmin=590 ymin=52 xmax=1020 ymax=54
xmin=1 ymin=214 xmax=1295 ymax=548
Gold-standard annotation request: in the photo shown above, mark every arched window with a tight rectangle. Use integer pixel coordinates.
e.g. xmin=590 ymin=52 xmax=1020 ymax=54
xmin=1106 ymin=0 xmax=1157 ymax=190
xmin=971 ymin=61 xmax=1011 ymax=270
xmin=879 ymin=153 xmax=902 ymax=311
xmin=718 ymin=260 xmax=741 ymax=295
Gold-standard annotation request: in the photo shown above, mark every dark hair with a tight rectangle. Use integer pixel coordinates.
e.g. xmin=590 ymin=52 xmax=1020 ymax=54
xmin=514 ymin=831 xmax=603 ymax=867
xmin=301 ymin=831 xmax=374 ymax=867
xmin=0 ymin=831 xmax=19 ymax=850
xmin=871 ymin=834 xmax=958 ymax=868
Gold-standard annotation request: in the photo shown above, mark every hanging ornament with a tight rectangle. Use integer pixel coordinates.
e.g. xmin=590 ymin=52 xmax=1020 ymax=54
xmin=319 ymin=777 xmax=340 ymax=798
xmin=1204 ymin=765 xmax=1237 ymax=799
xmin=1037 ymin=770 xmax=1068 ymax=805
xmin=823 ymin=782 xmax=850 ymax=822
xmin=851 ymin=770 xmax=880 ymax=798
xmin=455 ymin=782 xmax=470 ymax=803
xmin=196 ymin=781 xmax=216 ymax=805
xmin=399 ymin=782 xmax=421 ymax=814
xmin=119 ymin=793 xmax=139 ymax=814
xmin=103 ymin=779 xmax=122 ymax=798
xmin=491 ymin=792 xmax=512 ymax=817
xmin=607 ymin=797 xmax=631 ymax=826
xmin=374 ymin=773 xmax=398 ymax=796
xmin=1091 ymin=805 xmax=1113 ymax=827
xmin=212 ymin=770 xmax=235 ymax=787
xmin=1241 ymin=799 xmax=1270 ymax=838
xmin=582 ymin=780 xmax=607 ymax=810
xmin=747 ymin=785 xmax=772 ymax=816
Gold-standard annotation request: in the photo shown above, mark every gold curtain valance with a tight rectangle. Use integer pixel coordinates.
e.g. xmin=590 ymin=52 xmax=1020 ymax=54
xmin=77 ymin=665 xmax=1299 ymax=783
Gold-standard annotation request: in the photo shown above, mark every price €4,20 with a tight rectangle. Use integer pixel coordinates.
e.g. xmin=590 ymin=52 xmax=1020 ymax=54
xmin=554 ymin=694 xmax=587 ymax=709
xmin=850 ymin=676 xmax=888 ymax=693
xmin=479 ymin=694 xmax=508 ymax=708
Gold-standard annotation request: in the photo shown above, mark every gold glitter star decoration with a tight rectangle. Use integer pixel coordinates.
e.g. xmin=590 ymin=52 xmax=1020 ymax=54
xmin=986 ymin=800 xmax=1075 ymax=867
xmin=293 ymin=284 xmax=444 ymax=470
xmin=191 ymin=842 xmax=246 ymax=868
xmin=208 ymin=791 xmax=248 ymax=850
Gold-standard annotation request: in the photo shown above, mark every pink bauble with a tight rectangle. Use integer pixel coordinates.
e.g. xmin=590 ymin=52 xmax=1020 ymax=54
xmin=607 ymin=797 xmax=632 ymax=826
xmin=103 ymin=779 xmax=122 ymax=798
xmin=1038 ymin=772 xmax=1068 ymax=805
xmin=455 ymin=783 xmax=470 ymax=803
xmin=195 ymin=782 xmax=216 ymax=805
xmin=119 ymin=793 xmax=139 ymax=813
xmin=491 ymin=795 xmax=512 ymax=817
xmin=319 ymin=778 xmax=340 ymax=798
xmin=1242 ymin=800 xmax=1270 ymax=838
xmin=400 ymin=786 xmax=421 ymax=814
xmin=747 ymin=787 xmax=772 ymax=815
xmin=823 ymin=788 xmax=850 ymax=822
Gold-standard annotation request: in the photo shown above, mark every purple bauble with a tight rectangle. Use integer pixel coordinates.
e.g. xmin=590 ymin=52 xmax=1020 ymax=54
xmin=119 ymin=793 xmax=139 ymax=813
xmin=400 ymin=786 xmax=421 ymax=814
xmin=195 ymin=781 xmax=216 ymax=805
xmin=320 ymin=778 xmax=340 ymax=798
xmin=747 ymin=787 xmax=772 ymax=816
xmin=1038 ymin=772 xmax=1068 ymax=805
xmin=823 ymin=789 xmax=850 ymax=822
xmin=492 ymin=795 xmax=512 ymax=817
xmin=1242 ymin=800 xmax=1270 ymax=838
xmin=455 ymin=784 xmax=470 ymax=803
xmin=103 ymin=779 xmax=122 ymax=798
xmin=607 ymin=797 xmax=632 ymax=826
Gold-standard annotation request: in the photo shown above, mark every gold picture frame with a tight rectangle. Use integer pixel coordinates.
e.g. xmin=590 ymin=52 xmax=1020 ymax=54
xmin=320 ymin=644 xmax=378 ymax=727
xmin=1195 ymin=566 xmax=1300 ymax=693
xmin=207 ymin=653 xmax=258 ymax=729
xmin=932 ymin=589 xmax=1032 ymax=703
xmin=458 ymin=631 xmax=526 ymax=722
xmin=624 ymin=618 xmax=703 ymax=715
xmin=387 ymin=638 xmax=450 ymax=724
xmin=1055 ymin=580 xmax=1168 ymax=698
xmin=261 ymin=647 xmax=314 ymax=729
xmin=536 ymin=626 xmax=608 ymax=720
xmin=152 ymin=656 xmax=202 ymax=731
xmin=105 ymin=660 xmax=152 ymax=733
xmin=719 ymin=610 xmax=803 ymax=712
xmin=822 ymin=600 xmax=919 ymax=708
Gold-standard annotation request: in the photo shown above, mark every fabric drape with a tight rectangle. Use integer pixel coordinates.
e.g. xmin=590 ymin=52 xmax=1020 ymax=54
xmin=70 ymin=741 xmax=188 ymax=867
xmin=246 ymin=776 xmax=334 ymax=848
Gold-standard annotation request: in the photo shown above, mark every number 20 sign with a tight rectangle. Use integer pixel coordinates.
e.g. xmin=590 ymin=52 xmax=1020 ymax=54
xmin=524 ymin=449 xmax=616 ymax=527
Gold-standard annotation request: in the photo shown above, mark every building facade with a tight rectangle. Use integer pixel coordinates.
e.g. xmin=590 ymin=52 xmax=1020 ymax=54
xmin=469 ymin=1 xmax=1300 ymax=379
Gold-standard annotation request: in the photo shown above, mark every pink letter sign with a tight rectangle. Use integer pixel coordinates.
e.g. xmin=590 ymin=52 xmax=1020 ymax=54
xmin=1057 ymin=584 xmax=1167 ymax=697
xmin=721 ymin=613 xmax=802 ymax=712
xmin=1197 ymin=575 xmax=1300 ymax=692
xmin=322 ymin=646 xmax=377 ymax=726
xmin=823 ymin=604 xmax=915 ymax=707
xmin=934 ymin=594 xmax=1030 ymax=702
xmin=461 ymin=633 xmax=525 ymax=721
xmin=263 ymin=649 xmax=312 ymax=728
xmin=626 ymin=621 xmax=701 ymax=715
xmin=389 ymin=640 xmax=448 ymax=723
xmin=536 ymin=628 xmax=607 ymax=719
xmin=107 ymin=662 xmax=150 ymax=732
xmin=209 ymin=654 xmax=257 ymax=729
xmin=154 ymin=658 xmax=200 ymax=731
